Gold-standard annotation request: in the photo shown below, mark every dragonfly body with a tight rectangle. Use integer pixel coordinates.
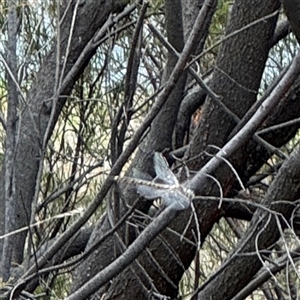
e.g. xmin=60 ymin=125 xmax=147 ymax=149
xmin=127 ymin=152 xmax=194 ymax=210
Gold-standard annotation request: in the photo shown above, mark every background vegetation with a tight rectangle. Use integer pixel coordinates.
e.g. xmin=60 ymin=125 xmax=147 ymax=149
xmin=1 ymin=0 xmax=300 ymax=299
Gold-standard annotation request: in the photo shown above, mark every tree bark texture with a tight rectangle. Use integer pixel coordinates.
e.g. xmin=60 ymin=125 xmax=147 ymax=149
xmin=4 ymin=0 xmax=300 ymax=299
xmin=0 ymin=0 xmax=130 ymax=271
xmin=71 ymin=0 xmax=298 ymax=299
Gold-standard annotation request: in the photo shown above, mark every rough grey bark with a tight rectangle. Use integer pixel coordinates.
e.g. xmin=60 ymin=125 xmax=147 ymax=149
xmin=1 ymin=0 xmax=19 ymax=281
xmin=10 ymin=227 xmax=92 ymax=292
xmin=182 ymin=0 xmax=205 ymax=43
xmin=169 ymin=0 xmax=281 ymax=292
xmin=174 ymin=0 xmax=215 ymax=148
xmin=282 ymin=0 xmax=300 ymax=43
xmin=71 ymin=1 xmax=217 ymax=298
xmin=67 ymin=206 xmax=180 ymax=300
xmin=70 ymin=0 xmax=290 ymax=299
xmin=194 ymin=143 xmax=300 ymax=300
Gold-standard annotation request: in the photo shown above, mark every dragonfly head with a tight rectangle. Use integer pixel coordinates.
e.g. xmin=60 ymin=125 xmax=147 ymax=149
xmin=185 ymin=188 xmax=195 ymax=201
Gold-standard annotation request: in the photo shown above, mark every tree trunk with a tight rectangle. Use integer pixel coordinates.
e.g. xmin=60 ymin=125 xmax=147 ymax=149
xmin=0 ymin=0 xmax=130 ymax=277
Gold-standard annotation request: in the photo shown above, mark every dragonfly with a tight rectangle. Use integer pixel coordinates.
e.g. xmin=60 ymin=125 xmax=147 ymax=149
xmin=122 ymin=152 xmax=194 ymax=210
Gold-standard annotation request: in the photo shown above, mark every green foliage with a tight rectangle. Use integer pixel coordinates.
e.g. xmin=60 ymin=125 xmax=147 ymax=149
xmin=212 ymin=0 xmax=233 ymax=36
xmin=147 ymin=0 xmax=164 ymax=16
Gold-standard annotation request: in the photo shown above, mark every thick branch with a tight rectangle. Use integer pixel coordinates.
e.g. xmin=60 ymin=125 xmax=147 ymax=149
xmin=193 ymin=143 xmax=300 ymax=300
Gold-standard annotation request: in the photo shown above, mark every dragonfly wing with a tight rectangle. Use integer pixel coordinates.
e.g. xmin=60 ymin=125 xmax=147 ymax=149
xmin=161 ymin=189 xmax=190 ymax=210
xmin=137 ymin=183 xmax=191 ymax=210
xmin=136 ymin=184 xmax=165 ymax=200
xmin=132 ymin=167 xmax=153 ymax=181
xmin=154 ymin=152 xmax=178 ymax=185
